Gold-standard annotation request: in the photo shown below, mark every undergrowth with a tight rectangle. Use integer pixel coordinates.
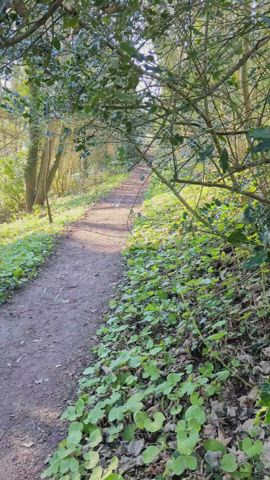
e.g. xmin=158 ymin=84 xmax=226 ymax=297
xmin=0 ymin=173 xmax=126 ymax=303
xmin=42 ymin=181 xmax=270 ymax=480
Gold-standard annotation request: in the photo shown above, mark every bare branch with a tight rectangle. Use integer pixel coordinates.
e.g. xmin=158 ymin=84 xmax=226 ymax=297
xmin=173 ymin=177 xmax=270 ymax=205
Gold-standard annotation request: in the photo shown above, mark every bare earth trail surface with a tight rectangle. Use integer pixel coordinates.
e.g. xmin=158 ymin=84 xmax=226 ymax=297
xmin=0 ymin=166 xmax=148 ymax=480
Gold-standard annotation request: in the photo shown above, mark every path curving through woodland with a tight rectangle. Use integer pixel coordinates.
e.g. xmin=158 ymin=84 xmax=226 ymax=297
xmin=0 ymin=165 xmax=148 ymax=480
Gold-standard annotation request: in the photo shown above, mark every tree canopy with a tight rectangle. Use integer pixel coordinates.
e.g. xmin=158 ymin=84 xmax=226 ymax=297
xmin=1 ymin=0 xmax=270 ymax=237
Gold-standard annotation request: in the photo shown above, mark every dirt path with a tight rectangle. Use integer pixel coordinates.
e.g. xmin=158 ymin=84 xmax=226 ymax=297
xmin=0 ymin=166 xmax=148 ymax=480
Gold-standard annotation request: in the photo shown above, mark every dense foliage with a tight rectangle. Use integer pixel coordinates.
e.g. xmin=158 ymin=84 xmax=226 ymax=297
xmin=1 ymin=1 xmax=270 ymax=246
xmin=42 ymin=180 xmax=270 ymax=480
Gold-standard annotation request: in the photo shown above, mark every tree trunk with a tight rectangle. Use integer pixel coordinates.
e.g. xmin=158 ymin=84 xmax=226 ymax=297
xmin=35 ymin=125 xmax=69 ymax=206
xmin=46 ymin=125 xmax=70 ymax=193
xmin=35 ymin=135 xmax=54 ymax=206
xmin=240 ymin=1 xmax=252 ymax=126
xmin=24 ymin=79 xmax=40 ymax=212
xmin=240 ymin=37 xmax=251 ymax=126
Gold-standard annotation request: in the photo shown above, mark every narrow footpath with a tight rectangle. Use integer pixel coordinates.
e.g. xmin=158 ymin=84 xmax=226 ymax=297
xmin=0 ymin=165 xmax=148 ymax=480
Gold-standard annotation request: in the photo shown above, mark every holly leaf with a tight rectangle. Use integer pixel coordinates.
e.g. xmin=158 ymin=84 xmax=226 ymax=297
xmin=63 ymin=15 xmax=79 ymax=29
xmin=249 ymin=126 xmax=270 ymax=138
xmin=253 ymin=139 xmax=270 ymax=152
xmin=227 ymin=229 xmax=247 ymax=245
xmin=220 ymin=148 xmax=229 ymax=172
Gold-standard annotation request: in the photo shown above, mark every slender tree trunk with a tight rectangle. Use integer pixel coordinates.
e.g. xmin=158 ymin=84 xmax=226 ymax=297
xmin=35 ymin=135 xmax=54 ymax=205
xmin=241 ymin=0 xmax=252 ymax=127
xmin=34 ymin=124 xmax=69 ymax=206
xmin=46 ymin=125 xmax=70 ymax=193
xmin=240 ymin=36 xmax=251 ymax=126
xmin=24 ymin=81 xmax=40 ymax=212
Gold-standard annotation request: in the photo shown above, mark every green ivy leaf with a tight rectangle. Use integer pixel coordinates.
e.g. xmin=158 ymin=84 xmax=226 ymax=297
xmin=145 ymin=412 xmax=165 ymax=432
xmin=167 ymin=454 xmax=197 ymax=474
xmin=204 ymin=439 xmax=226 ymax=453
xmin=176 ymin=431 xmax=199 ymax=456
xmin=259 ymin=382 xmax=270 ymax=407
xmin=61 ymin=406 xmax=77 ymax=422
xmin=241 ymin=438 xmax=263 ymax=458
xmin=89 ymin=466 xmax=103 ymax=480
xmin=89 ymin=428 xmax=102 ymax=448
xmin=103 ymin=456 xmax=119 ymax=477
xmin=184 ymin=454 xmax=197 ymax=470
xmin=166 ymin=456 xmax=186 ymax=475
xmin=84 ymin=451 xmax=100 ymax=469
xmin=185 ymin=406 xmax=206 ymax=425
xmin=207 ymin=331 xmax=226 ymax=342
xmin=108 ymin=406 xmax=126 ymax=422
xmin=67 ymin=422 xmax=83 ymax=445
xmin=170 ymin=405 xmax=183 ymax=415
xmin=106 ymin=423 xmax=123 ymax=443
xmin=143 ymin=360 xmax=161 ymax=380
xmin=220 ymin=453 xmax=238 ymax=472
xmin=105 ymin=475 xmax=124 ymax=480
xmin=141 ymin=445 xmax=160 ymax=464
xmin=134 ymin=411 xmax=148 ymax=429
xmin=86 ymin=406 xmax=105 ymax=424
xmin=123 ymin=423 xmax=137 ymax=441
xmin=69 ymin=457 xmax=80 ymax=472
xmin=190 ymin=392 xmax=203 ymax=406
xmin=125 ymin=392 xmax=144 ymax=412
xmin=167 ymin=372 xmax=182 ymax=386
xmin=215 ymin=370 xmax=230 ymax=382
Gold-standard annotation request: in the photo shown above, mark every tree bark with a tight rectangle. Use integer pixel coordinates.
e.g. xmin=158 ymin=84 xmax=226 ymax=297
xmin=240 ymin=0 xmax=252 ymax=126
xmin=46 ymin=125 xmax=70 ymax=193
xmin=35 ymin=135 xmax=54 ymax=206
xmin=34 ymin=125 xmax=69 ymax=206
xmin=24 ymin=80 xmax=40 ymax=212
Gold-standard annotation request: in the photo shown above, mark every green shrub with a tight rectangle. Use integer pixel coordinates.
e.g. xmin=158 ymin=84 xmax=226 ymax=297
xmin=0 ymin=154 xmax=25 ymax=221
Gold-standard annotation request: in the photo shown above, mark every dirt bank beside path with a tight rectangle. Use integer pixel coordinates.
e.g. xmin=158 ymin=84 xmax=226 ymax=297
xmin=0 ymin=165 xmax=148 ymax=480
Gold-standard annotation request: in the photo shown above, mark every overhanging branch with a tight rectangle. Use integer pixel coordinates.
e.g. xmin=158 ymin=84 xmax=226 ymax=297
xmin=0 ymin=0 xmax=64 ymax=48
xmin=173 ymin=177 xmax=270 ymax=205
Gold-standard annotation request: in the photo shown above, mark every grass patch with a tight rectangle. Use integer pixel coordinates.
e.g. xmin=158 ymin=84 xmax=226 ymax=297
xmin=0 ymin=173 xmax=126 ymax=302
xmin=42 ymin=181 xmax=270 ymax=479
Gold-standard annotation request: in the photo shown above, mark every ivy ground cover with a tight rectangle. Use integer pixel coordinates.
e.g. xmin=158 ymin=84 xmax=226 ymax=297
xmin=43 ymin=182 xmax=270 ymax=480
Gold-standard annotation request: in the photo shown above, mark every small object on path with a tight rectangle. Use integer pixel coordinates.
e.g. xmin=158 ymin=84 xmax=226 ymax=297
xmin=22 ymin=442 xmax=34 ymax=449
xmin=34 ymin=378 xmax=49 ymax=385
